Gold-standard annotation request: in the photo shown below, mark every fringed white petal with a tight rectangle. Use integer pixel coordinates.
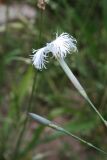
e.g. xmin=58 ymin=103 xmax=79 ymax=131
xmin=47 ymin=32 xmax=77 ymax=58
xmin=31 ymin=32 xmax=78 ymax=70
xmin=32 ymin=47 xmax=48 ymax=70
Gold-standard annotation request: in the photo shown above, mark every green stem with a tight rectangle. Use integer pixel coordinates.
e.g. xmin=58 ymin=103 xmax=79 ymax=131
xmin=49 ymin=123 xmax=107 ymax=155
xmin=12 ymin=9 xmax=44 ymax=160
xmin=58 ymin=58 xmax=107 ymax=127
xmin=12 ymin=73 xmax=38 ymax=160
xmin=87 ymin=98 xmax=107 ymax=126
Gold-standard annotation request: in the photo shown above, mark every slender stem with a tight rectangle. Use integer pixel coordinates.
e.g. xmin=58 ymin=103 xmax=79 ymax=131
xmin=12 ymin=8 xmax=44 ymax=160
xmin=58 ymin=58 xmax=107 ymax=127
xmin=60 ymin=127 xmax=107 ymax=155
xmin=87 ymin=98 xmax=107 ymax=126
xmin=49 ymin=123 xmax=107 ymax=155
xmin=12 ymin=73 xmax=38 ymax=160
xmin=0 ymin=2 xmax=10 ymax=157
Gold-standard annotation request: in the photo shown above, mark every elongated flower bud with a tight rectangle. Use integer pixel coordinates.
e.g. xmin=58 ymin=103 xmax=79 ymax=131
xmin=29 ymin=113 xmax=51 ymax=125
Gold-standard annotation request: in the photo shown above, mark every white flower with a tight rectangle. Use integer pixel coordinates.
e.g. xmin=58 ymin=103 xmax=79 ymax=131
xmin=32 ymin=47 xmax=48 ymax=70
xmin=31 ymin=32 xmax=77 ymax=70
xmin=47 ymin=32 xmax=77 ymax=58
xmin=31 ymin=33 xmax=107 ymax=129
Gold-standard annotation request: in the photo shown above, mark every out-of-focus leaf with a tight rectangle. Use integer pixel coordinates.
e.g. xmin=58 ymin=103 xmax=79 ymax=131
xmin=15 ymin=66 xmax=34 ymax=105
xmin=4 ymin=49 xmax=21 ymax=64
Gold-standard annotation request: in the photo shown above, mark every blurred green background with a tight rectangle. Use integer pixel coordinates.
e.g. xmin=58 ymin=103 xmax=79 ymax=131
xmin=0 ymin=0 xmax=107 ymax=159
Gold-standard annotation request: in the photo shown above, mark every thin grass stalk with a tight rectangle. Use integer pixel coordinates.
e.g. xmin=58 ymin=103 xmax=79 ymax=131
xmin=12 ymin=10 xmax=44 ymax=160
xmin=12 ymin=74 xmax=38 ymax=160
xmin=0 ymin=2 xmax=10 ymax=157
xmin=58 ymin=58 xmax=107 ymax=127
xmin=49 ymin=124 xmax=107 ymax=155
